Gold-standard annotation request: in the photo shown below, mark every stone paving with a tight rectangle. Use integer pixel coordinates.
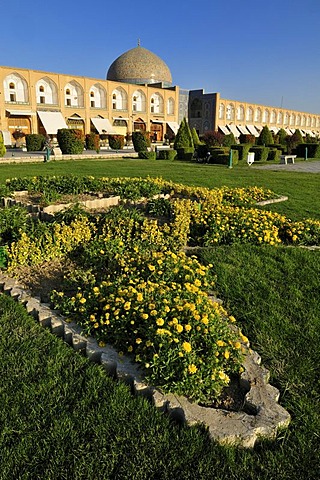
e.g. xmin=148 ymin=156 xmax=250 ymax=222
xmin=253 ymin=160 xmax=320 ymax=173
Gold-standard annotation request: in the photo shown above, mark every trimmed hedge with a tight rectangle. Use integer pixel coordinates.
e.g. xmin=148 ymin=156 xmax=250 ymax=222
xmin=249 ymin=146 xmax=269 ymax=162
xmin=85 ymin=133 xmax=100 ymax=152
xmin=267 ymin=149 xmax=281 ymax=162
xmin=0 ymin=135 xmax=6 ymax=158
xmin=296 ymin=143 xmax=320 ymax=158
xmin=25 ymin=134 xmax=46 ymax=152
xmin=109 ymin=135 xmax=125 ymax=150
xmin=138 ymin=150 xmax=156 ymax=160
xmin=176 ymin=147 xmax=194 ymax=160
xmin=132 ymin=132 xmax=150 ymax=152
xmin=231 ymin=144 xmax=252 ymax=161
xmin=157 ymin=149 xmax=177 ymax=160
xmin=57 ymin=129 xmax=84 ymax=155
xmin=208 ymin=149 xmax=239 ymax=166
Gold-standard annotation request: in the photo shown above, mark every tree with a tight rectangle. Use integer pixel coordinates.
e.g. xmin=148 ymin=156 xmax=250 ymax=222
xmin=222 ymin=133 xmax=236 ymax=147
xmin=0 ymin=134 xmax=6 ymax=158
xmin=257 ymin=125 xmax=273 ymax=146
xmin=191 ymin=128 xmax=201 ymax=146
xmin=174 ymin=118 xmax=194 ymax=150
xmin=277 ymin=128 xmax=288 ymax=146
xmin=285 ymin=129 xmax=304 ymax=154
xmin=202 ymin=130 xmax=224 ymax=147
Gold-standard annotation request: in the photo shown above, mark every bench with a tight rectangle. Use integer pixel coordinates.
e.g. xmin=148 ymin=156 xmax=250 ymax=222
xmin=280 ymin=155 xmax=296 ymax=164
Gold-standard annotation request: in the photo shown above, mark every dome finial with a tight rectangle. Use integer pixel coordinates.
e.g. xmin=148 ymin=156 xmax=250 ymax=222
xmin=138 ymin=38 xmax=141 ymax=47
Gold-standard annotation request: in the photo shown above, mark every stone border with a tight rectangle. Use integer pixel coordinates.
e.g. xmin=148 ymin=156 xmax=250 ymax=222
xmin=256 ymin=195 xmax=288 ymax=206
xmin=0 ymin=273 xmax=291 ymax=448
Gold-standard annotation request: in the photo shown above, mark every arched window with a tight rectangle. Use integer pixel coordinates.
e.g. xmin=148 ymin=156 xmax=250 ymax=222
xmin=167 ymin=97 xmax=174 ymax=115
xmin=296 ymin=115 xmax=301 ymax=126
xmin=219 ymin=103 xmax=225 ymax=120
xmin=262 ymin=109 xmax=269 ymax=123
xmin=254 ymin=108 xmax=262 ymax=122
xmin=132 ymin=90 xmax=146 ymax=112
xmin=64 ymin=80 xmax=84 ymax=107
xmin=284 ymin=112 xmax=289 ymax=125
xmin=270 ymin=110 xmax=277 ymax=123
xmin=311 ymin=117 xmax=316 ymax=127
xmin=246 ymin=107 xmax=253 ymax=122
xmin=190 ymin=98 xmax=202 ymax=118
xmin=226 ymin=103 xmax=235 ymax=121
xmin=236 ymin=105 xmax=244 ymax=121
xmin=4 ymin=72 xmax=29 ymax=103
xmin=150 ymin=93 xmax=164 ymax=114
xmin=277 ymin=111 xmax=283 ymax=124
xmin=290 ymin=114 xmax=295 ymax=126
xmin=112 ymin=87 xmax=128 ymax=110
xmin=306 ymin=116 xmax=311 ymax=127
xmin=301 ymin=116 xmax=306 ymax=127
xmin=89 ymin=83 xmax=106 ymax=109
xmin=36 ymin=77 xmax=58 ymax=105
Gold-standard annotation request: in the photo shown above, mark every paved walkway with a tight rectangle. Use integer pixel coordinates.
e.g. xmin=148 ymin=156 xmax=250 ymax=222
xmin=253 ymin=160 xmax=320 ymax=173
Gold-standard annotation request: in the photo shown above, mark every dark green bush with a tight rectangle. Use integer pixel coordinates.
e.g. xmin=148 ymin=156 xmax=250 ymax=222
xmin=231 ymin=144 xmax=252 ymax=161
xmin=296 ymin=143 xmax=320 ymax=158
xmin=174 ymin=118 xmax=193 ymax=150
xmin=208 ymin=149 xmax=238 ymax=166
xmin=157 ymin=149 xmax=177 ymax=160
xmin=138 ymin=150 xmax=156 ymax=160
xmin=109 ymin=135 xmax=125 ymax=150
xmin=249 ymin=146 xmax=269 ymax=162
xmin=132 ymin=131 xmax=150 ymax=152
xmin=57 ymin=129 xmax=84 ymax=155
xmin=267 ymin=149 xmax=281 ymax=162
xmin=25 ymin=134 xmax=46 ymax=152
xmin=209 ymin=147 xmax=229 ymax=159
xmin=195 ymin=144 xmax=209 ymax=159
xmin=85 ymin=133 xmax=100 ymax=152
xmin=176 ymin=147 xmax=194 ymax=160
xmin=222 ymin=133 xmax=236 ymax=147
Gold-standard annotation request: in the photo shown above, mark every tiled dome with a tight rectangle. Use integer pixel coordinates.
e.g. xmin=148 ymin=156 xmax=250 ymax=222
xmin=107 ymin=45 xmax=172 ymax=87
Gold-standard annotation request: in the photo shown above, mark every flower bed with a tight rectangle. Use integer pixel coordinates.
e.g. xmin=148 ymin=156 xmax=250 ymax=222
xmin=2 ymin=175 xmax=320 ymax=403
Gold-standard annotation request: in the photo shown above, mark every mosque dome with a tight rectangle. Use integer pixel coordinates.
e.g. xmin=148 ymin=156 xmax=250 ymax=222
xmin=107 ymin=44 xmax=172 ymax=87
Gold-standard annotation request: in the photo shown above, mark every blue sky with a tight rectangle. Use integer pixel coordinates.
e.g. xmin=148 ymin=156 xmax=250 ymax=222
xmin=1 ymin=0 xmax=319 ymax=114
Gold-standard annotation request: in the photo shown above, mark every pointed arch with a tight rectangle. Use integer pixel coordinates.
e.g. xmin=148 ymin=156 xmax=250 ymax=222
xmin=3 ymin=72 xmax=29 ymax=103
xmin=132 ymin=89 xmax=146 ymax=112
xmin=150 ymin=92 xmax=164 ymax=114
xmin=36 ymin=77 xmax=58 ymax=105
xmin=112 ymin=86 xmax=128 ymax=110
xmin=64 ymin=80 xmax=84 ymax=107
xmin=89 ymin=83 xmax=107 ymax=109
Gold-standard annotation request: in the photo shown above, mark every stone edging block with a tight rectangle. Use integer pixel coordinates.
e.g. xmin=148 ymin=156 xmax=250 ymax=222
xmin=0 ymin=273 xmax=291 ymax=448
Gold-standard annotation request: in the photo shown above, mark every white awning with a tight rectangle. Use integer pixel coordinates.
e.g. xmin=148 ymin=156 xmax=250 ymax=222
xmin=37 ymin=111 xmax=68 ymax=134
xmin=237 ymin=125 xmax=250 ymax=135
xmin=226 ymin=124 xmax=240 ymax=137
xmin=167 ymin=121 xmax=179 ymax=134
xmin=246 ymin=125 xmax=259 ymax=136
xmin=112 ymin=117 xmax=129 ymax=121
xmin=218 ymin=125 xmax=229 ymax=135
xmin=91 ymin=117 xmax=116 ymax=134
xmin=284 ymin=128 xmax=292 ymax=135
xmin=6 ymin=109 xmax=36 ymax=116
xmin=0 ymin=130 xmax=12 ymax=146
xmin=151 ymin=120 xmax=164 ymax=123
xmin=269 ymin=126 xmax=279 ymax=134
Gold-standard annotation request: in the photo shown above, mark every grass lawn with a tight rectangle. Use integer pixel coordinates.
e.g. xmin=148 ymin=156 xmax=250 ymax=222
xmin=0 ymin=159 xmax=319 ymax=479
xmin=0 ymin=158 xmax=319 ymax=220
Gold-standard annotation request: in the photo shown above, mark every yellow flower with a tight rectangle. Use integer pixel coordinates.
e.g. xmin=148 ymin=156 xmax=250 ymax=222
xmin=150 ymin=310 xmax=158 ymax=316
xmin=79 ymin=297 xmax=86 ymax=304
xmin=124 ymin=301 xmax=131 ymax=311
xmin=188 ymin=364 xmax=197 ymax=374
xmin=136 ymin=292 xmax=143 ymax=302
xmin=224 ymin=350 xmax=230 ymax=359
xmin=182 ymin=341 xmax=192 ymax=353
xmin=135 ymin=338 xmax=142 ymax=344
xmin=175 ymin=324 xmax=183 ymax=333
xmin=141 ymin=313 xmax=149 ymax=320
xmin=127 ymin=345 xmax=133 ymax=352
xmin=156 ymin=318 xmax=165 ymax=326
xmin=216 ymin=340 xmax=225 ymax=347
xmin=98 ymin=340 xmax=106 ymax=347
xmin=148 ymin=264 xmax=156 ymax=271
xmin=184 ymin=324 xmax=192 ymax=332
xmin=234 ymin=341 xmax=241 ymax=349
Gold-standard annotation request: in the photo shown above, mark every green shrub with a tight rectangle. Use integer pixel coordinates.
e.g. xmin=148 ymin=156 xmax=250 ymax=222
xmin=57 ymin=129 xmax=84 ymax=154
xmin=176 ymin=147 xmax=194 ymax=160
xmin=222 ymin=133 xmax=236 ymax=147
xmin=0 ymin=134 xmax=6 ymax=158
xmin=25 ymin=134 xmax=46 ymax=152
xmin=138 ymin=150 xmax=156 ymax=160
xmin=296 ymin=143 xmax=320 ymax=158
xmin=174 ymin=118 xmax=194 ymax=150
xmin=277 ymin=128 xmax=288 ymax=146
xmin=157 ymin=149 xmax=177 ymax=160
xmin=132 ymin=131 xmax=150 ymax=152
xmin=267 ymin=149 xmax=281 ymax=162
xmin=257 ymin=126 xmax=273 ymax=146
xmin=202 ymin=130 xmax=225 ymax=147
xmin=208 ymin=150 xmax=238 ymax=166
xmin=209 ymin=147 xmax=229 ymax=159
xmin=108 ymin=135 xmax=125 ymax=150
xmin=231 ymin=144 xmax=252 ymax=161
xmin=85 ymin=133 xmax=100 ymax=152
xmin=191 ymin=128 xmax=201 ymax=146
xmin=249 ymin=146 xmax=269 ymax=162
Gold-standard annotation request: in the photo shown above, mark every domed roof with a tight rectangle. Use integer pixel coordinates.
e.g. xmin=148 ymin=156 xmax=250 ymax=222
xmin=107 ymin=45 xmax=172 ymax=87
